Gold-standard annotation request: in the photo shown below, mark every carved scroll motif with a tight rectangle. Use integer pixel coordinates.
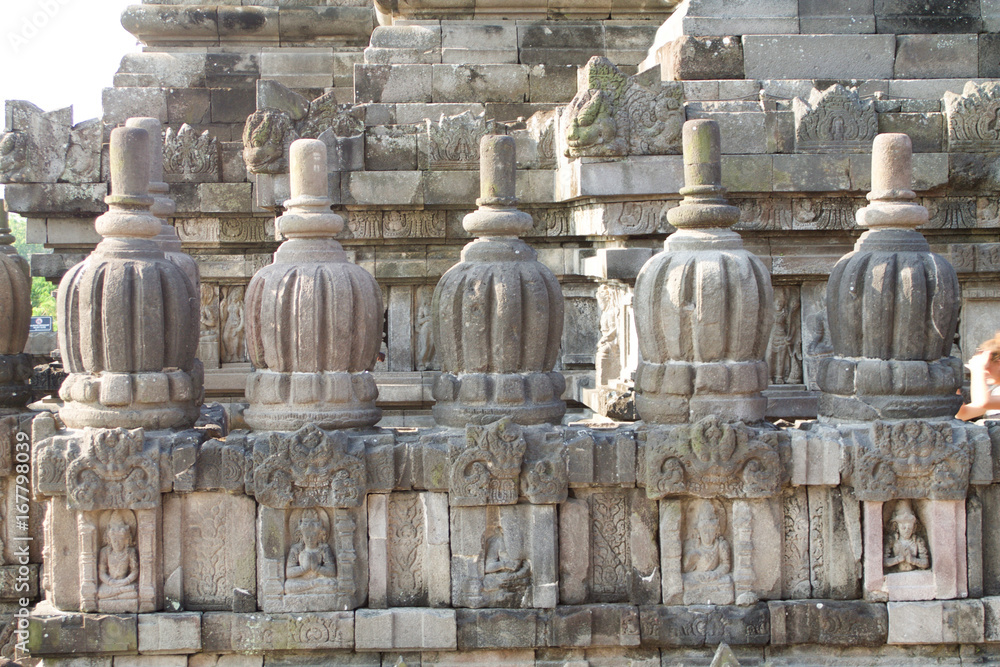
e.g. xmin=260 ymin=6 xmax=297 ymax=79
xmin=450 ymin=417 xmax=526 ymax=506
xmin=254 ymin=424 xmax=366 ymax=509
xmin=852 ymin=420 xmax=971 ymax=501
xmin=645 ymin=416 xmax=784 ymax=500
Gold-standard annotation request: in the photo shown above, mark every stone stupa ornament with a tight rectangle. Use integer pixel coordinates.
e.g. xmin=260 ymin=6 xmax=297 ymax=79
xmin=243 ymin=138 xmax=383 ymax=431
xmin=57 ymin=126 xmax=202 ymax=429
xmin=125 ymin=117 xmax=200 ymax=293
xmin=0 ymin=202 xmax=32 ymax=408
xmin=633 ymin=119 xmax=774 ymax=424
xmin=432 ymin=135 xmax=566 ymax=427
xmin=818 ymin=133 xmax=961 ymax=421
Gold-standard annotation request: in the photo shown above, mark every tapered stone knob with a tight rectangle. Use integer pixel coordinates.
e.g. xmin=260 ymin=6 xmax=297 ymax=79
xmin=244 ymin=139 xmax=383 ymax=431
xmin=818 ymin=133 xmax=961 ymax=421
xmin=126 ymin=117 xmax=200 ymax=293
xmin=633 ymin=119 xmax=774 ymax=424
xmin=57 ymin=127 xmax=202 ymax=429
xmin=431 ymin=135 xmax=565 ymax=427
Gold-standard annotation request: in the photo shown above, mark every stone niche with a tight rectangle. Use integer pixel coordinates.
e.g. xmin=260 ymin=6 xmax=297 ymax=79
xmin=643 ymin=415 xmax=788 ymax=606
xmin=258 ymin=503 xmax=369 ymax=612
xmin=451 ymin=503 xmax=557 ymax=609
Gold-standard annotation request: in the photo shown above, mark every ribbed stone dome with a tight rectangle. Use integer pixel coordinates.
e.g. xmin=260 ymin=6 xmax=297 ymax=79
xmin=0 ymin=210 xmax=32 ymax=408
xmin=245 ymin=261 xmax=383 ymax=374
xmin=817 ymin=133 xmax=962 ymax=421
xmin=431 ymin=135 xmax=566 ymax=427
xmin=633 ymin=120 xmax=774 ymax=424
xmin=243 ymin=139 xmax=383 ymax=431
xmin=56 ymin=127 xmax=201 ymax=430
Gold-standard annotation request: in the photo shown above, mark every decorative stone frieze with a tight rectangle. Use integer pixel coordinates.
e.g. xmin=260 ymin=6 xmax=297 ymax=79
xmin=633 ymin=120 xmax=774 ymax=424
xmin=431 ymin=136 xmax=566 ymax=427
xmin=56 ymin=126 xmax=202 ymax=430
xmin=243 ymin=139 xmax=383 ymax=431
xmin=944 ymin=81 xmax=1000 ymax=152
xmin=793 ymin=84 xmax=877 ymax=153
xmin=163 ymin=123 xmax=220 ymax=183
xmin=643 ymin=415 xmax=785 ymax=500
xmin=817 ymin=134 xmax=962 ymax=422
xmin=563 ymin=56 xmax=684 ymax=159
xmin=852 ymin=420 xmax=973 ymax=502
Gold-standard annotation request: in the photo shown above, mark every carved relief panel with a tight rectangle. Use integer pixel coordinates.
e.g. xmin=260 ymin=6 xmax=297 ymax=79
xmin=659 ymin=497 xmax=779 ymax=606
xmin=766 ymin=285 xmax=803 ymax=386
xmin=252 ymin=425 xmax=369 ymax=612
xmin=198 ymin=283 xmax=221 ymax=370
xmin=258 ymin=504 xmax=368 ymax=612
xmin=451 ymin=503 xmax=556 ymax=609
xmin=220 ymin=285 xmax=247 ymax=364
xmin=33 ymin=422 xmax=169 ymax=614
xmin=368 ymin=491 xmax=450 ymax=608
xmin=163 ymin=492 xmax=256 ymax=610
xmin=559 ymin=488 xmax=659 ymax=605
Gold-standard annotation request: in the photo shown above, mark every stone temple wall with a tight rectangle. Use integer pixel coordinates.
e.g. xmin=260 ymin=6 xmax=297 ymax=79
xmin=3 ymin=0 xmax=1000 ymax=665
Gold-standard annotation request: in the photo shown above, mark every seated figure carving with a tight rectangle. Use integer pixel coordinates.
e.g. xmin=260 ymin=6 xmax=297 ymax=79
xmin=98 ymin=511 xmax=139 ymax=604
xmin=285 ymin=508 xmax=338 ymax=594
xmin=481 ymin=524 xmax=530 ymax=606
xmin=884 ymin=500 xmax=930 ymax=573
xmin=682 ymin=500 xmax=734 ymax=604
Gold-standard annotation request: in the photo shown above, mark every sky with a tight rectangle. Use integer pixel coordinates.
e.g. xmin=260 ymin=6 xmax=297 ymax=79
xmin=1 ymin=0 xmax=138 ymax=124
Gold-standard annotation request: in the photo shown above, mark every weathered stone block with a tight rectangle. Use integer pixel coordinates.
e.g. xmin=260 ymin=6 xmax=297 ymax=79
xmin=343 ymin=171 xmax=424 ymax=206
xmin=199 ymin=183 xmax=252 ymax=213
xmin=115 ymin=657 xmax=187 ymax=667
xmin=456 ymin=608 xmax=541 ymax=649
xmin=205 ymin=53 xmax=259 ymax=88
xmin=768 ymin=600 xmax=887 ymax=646
xmin=743 ymin=35 xmax=895 ymax=79
xmin=772 ymin=155 xmax=852 ymax=193
xmin=210 ymin=87 xmax=256 ymax=125
xmin=103 ymin=87 xmax=168 ymax=125
xmin=356 ymin=608 xmax=457 ymax=650
xmin=527 ymin=65 xmax=579 ymax=104
xmin=202 ymin=612 xmax=354 ymax=652
xmin=115 ymin=53 xmax=208 ymax=89
xmin=874 ymin=0 xmax=982 ymax=33
xmin=5 ymin=184 xmax=107 ymax=216
xmin=799 ymin=0 xmax=876 ymax=33
xmin=260 ymin=49 xmax=334 ymax=88
xmin=887 ymin=599 xmax=984 ymax=644
xmin=894 ymin=34 xmax=978 ymax=79
xmin=432 ymin=64 xmax=529 ymax=104
xmin=658 ymin=35 xmax=744 ymax=81
xmin=28 ymin=608 xmax=138 ymax=656
xmin=441 ymin=21 xmax=517 ymax=64
xmin=355 ymin=64 xmax=434 ymax=104
xmin=638 ymin=603 xmax=770 ymax=647
xmin=137 ymin=612 xmax=202 ymax=654
xmin=877 ymin=113 xmax=944 ymax=153
xmin=166 ymin=89 xmax=212 ymax=126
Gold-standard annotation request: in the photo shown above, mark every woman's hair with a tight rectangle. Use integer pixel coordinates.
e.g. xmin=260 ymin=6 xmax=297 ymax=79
xmin=981 ymin=332 xmax=1000 ymax=362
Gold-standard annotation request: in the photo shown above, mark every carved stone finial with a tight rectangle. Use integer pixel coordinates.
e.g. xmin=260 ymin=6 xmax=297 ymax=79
xmin=57 ymin=126 xmax=202 ymax=430
xmin=0 ymin=201 xmax=32 ymax=408
xmin=633 ymin=119 xmax=774 ymax=424
xmin=125 ymin=117 xmax=200 ymax=293
xmin=244 ymin=138 xmax=383 ymax=431
xmin=432 ymin=135 xmax=565 ymax=427
xmin=818 ymin=133 xmax=961 ymax=421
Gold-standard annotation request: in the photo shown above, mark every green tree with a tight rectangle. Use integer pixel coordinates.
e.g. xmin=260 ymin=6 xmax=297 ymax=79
xmin=7 ymin=212 xmax=57 ymax=322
